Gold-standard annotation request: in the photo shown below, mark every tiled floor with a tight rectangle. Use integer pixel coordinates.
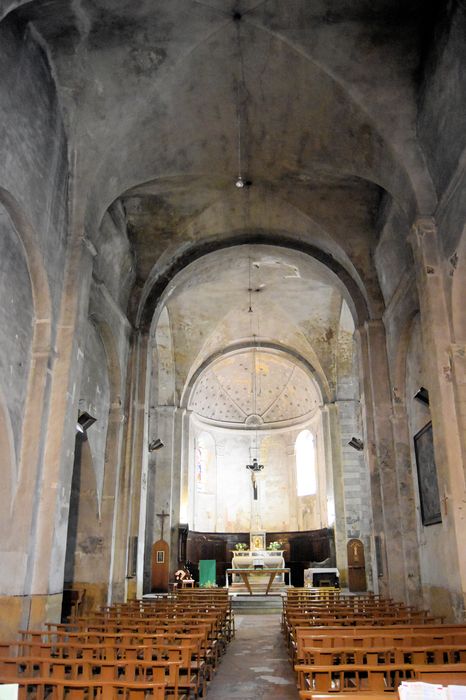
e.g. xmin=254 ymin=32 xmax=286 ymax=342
xmin=206 ymin=613 xmax=299 ymax=699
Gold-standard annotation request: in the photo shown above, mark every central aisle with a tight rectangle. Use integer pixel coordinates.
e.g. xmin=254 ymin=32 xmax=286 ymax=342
xmin=206 ymin=613 xmax=299 ymax=699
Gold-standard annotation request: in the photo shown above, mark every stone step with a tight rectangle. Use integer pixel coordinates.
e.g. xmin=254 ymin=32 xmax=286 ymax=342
xmin=231 ymin=594 xmax=283 ymax=614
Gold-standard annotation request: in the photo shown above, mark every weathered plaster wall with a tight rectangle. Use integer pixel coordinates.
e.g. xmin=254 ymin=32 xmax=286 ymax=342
xmin=406 ymin=316 xmax=452 ymax=618
xmin=189 ymin=420 xmax=327 ymax=535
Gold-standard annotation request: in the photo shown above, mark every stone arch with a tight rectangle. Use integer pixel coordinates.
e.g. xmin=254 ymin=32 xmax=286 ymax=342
xmin=0 ymin=188 xmax=51 ymax=343
xmin=153 ymin=307 xmax=176 ymax=407
xmin=0 ymin=187 xmax=52 ymax=500
xmin=139 ymin=232 xmax=371 ymax=332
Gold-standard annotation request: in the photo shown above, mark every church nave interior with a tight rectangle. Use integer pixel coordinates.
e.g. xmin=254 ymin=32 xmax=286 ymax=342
xmin=0 ymin=0 xmax=466 ymax=677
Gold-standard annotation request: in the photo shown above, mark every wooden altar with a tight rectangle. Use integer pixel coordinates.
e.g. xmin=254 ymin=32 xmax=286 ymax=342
xmin=231 ymin=549 xmax=285 ymax=569
xmin=226 ymin=567 xmax=291 ymax=594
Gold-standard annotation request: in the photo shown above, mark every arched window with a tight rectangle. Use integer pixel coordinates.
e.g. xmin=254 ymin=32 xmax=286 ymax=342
xmin=295 ymin=430 xmax=317 ymax=496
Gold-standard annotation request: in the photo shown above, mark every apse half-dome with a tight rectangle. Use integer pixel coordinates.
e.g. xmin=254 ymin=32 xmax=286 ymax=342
xmin=188 ymin=349 xmax=320 ymax=427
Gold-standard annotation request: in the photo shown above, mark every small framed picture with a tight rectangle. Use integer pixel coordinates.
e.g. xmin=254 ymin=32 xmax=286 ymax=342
xmin=156 ymin=550 xmax=165 ymax=564
xmin=250 ymin=533 xmax=265 ymax=550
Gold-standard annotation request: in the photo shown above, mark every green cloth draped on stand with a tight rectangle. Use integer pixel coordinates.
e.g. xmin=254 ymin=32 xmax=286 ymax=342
xmin=199 ymin=559 xmax=216 ymax=587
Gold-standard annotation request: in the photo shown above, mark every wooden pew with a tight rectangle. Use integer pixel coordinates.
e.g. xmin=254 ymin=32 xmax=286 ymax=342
xmin=0 ymin=676 xmax=168 ymax=700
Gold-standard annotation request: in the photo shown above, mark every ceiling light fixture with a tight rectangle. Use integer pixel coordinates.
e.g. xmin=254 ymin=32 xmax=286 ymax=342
xmin=233 ymin=12 xmax=252 ymax=190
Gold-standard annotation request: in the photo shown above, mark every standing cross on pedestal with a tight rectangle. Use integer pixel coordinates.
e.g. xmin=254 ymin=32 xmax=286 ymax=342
xmin=156 ymin=510 xmax=170 ymax=541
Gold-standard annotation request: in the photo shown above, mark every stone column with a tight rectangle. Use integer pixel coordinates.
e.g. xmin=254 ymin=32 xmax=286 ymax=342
xmin=358 ymin=321 xmax=406 ymax=601
xmin=450 ymin=344 xmax=466 ymax=471
xmin=146 ymin=405 xmax=184 ymax=581
xmin=409 ymin=217 xmax=466 ymax=616
xmin=108 ymin=332 xmax=141 ymax=602
xmin=179 ymin=409 xmax=192 ymax=526
xmin=389 ymin=401 xmax=423 ymax=607
xmin=0 ymin=316 xmax=54 ymax=639
xmin=322 ymin=403 xmax=348 ymax=586
xmin=101 ymin=401 xmax=126 ymax=604
xmin=26 ymin=235 xmax=96 ymax=627
xmin=170 ymin=407 xmax=184 ymax=573
xmin=126 ymin=331 xmax=148 ymax=599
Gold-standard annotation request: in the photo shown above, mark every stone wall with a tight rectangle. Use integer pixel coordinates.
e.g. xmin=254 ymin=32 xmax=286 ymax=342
xmin=0 ymin=17 xmax=69 ymax=638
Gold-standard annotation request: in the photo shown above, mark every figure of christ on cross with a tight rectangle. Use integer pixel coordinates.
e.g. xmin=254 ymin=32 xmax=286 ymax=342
xmin=246 ymin=457 xmax=264 ymax=500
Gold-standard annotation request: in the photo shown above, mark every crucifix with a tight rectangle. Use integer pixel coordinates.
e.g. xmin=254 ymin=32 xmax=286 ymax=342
xmin=156 ymin=509 xmax=170 ymax=540
xmin=246 ymin=457 xmax=264 ymax=500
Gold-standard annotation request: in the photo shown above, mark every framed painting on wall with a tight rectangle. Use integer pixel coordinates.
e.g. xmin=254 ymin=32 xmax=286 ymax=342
xmin=414 ymin=421 xmax=442 ymax=526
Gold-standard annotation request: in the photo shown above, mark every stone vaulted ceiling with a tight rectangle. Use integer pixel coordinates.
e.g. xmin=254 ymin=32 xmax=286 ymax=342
xmin=189 ymin=349 xmax=320 ymax=426
xmin=8 ymin=0 xmax=440 ymax=331
xmin=156 ymin=245 xmax=354 ymax=405
xmin=5 ymin=0 xmax=441 ymax=399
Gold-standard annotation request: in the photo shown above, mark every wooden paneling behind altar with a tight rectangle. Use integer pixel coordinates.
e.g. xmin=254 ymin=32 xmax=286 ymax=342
xmin=183 ymin=527 xmax=335 ymax=586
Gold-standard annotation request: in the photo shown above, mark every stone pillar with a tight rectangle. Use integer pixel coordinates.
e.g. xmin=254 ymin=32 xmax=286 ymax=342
xmin=127 ymin=331 xmax=148 ymax=600
xmin=146 ymin=405 xmax=184 ymax=581
xmin=179 ymin=409 xmax=192 ymax=526
xmin=101 ymin=401 xmax=126 ymax=605
xmin=389 ymin=401 xmax=423 ymax=607
xmin=25 ymin=235 xmax=96 ymax=627
xmin=170 ymin=407 xmax=184 ymax=574
xmin=358 ymin=321 xmax=407 ymax=601
xmin=322 ymin=403 xmax=348 ymax=586
xmin=0 ymin=316 xmax=53 ymax=639
xmin=451 ymin=344 xmax=466 ymax=471
xmin=409 ymin=217 xmax=466 ymax=616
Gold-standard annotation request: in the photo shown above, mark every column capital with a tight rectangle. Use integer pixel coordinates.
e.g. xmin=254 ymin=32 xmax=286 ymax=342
xmin=410 ymin=215 xmax=437 ymax=241
xmin=408 ymin=216 xmax=440 ymax=270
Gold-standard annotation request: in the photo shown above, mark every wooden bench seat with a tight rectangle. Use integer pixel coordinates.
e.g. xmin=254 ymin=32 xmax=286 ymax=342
xmin=295 ymin=660 xmax=466 ymax=693
xmin=0 ymin=675 xmax=169 ymax=700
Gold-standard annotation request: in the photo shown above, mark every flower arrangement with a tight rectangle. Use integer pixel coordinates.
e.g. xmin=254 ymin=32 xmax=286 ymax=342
xmin=267 ymin=541 xmax=282 ymax=550
xmin=234 ymin=542 xmax=248 ymax=551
